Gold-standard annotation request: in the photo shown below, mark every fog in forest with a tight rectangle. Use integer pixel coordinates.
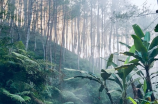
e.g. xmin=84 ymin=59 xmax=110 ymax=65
xmin=0 ymin=0 xmax=158 ymax=104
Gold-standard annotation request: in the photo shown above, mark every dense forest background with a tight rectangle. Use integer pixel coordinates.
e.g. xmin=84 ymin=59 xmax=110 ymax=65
xmin=1 ymin=0 xmax=158 ymax=104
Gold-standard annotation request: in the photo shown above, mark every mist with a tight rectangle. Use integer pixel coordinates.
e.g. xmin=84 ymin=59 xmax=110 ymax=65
xmin=0 ymin=0 xmax=158 ymax=104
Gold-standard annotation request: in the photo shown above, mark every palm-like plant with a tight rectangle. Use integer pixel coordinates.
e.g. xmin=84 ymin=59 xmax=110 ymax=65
xmin=121 ymin=24 xmax=158 ymax=101
xmin=65 ymin=52 xmax=139 ymax=104
xmin=97 ymin=24 xmax=158 ymax=103
xmin=102 ymin=52 xmax=142 ymax=104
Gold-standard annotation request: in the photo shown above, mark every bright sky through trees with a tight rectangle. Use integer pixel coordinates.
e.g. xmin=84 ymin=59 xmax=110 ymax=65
xmin=130 ymin=0 xmax=157 ymax=10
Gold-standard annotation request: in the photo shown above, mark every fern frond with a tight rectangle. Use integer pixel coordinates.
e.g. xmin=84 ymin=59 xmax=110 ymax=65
xmin=16 ymin=91 xmax=31 ymax=95
xmin=12 ymin=52 xmax=38 ymax=66
xmin=10 ymin=81 xmax=34 ymax=91
xmin=22 ymin=96 xmax=31 ymax=101
xmin=44 ymin=100 xmax=53 ymax=104
xmin=0 ymin=88 xmax=25 ymax=103
xmin=36 ymin=59 xmax=55 ymax=69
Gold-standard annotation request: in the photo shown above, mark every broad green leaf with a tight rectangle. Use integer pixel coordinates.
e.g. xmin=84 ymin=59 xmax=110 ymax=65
xmin=139 ymin=99 xmax=151 ymax=104
xmin=115 ymin=64 xmax=131 ymax=70
xmin=111 ymin=74 xmax=123 ymax=89
xmin=143 ymin=80 xmax=147 ymax=93
xmin=64 ymin=77 xmax=75 ymax=81
xmin=128 ymin=97 xmax=137 ymax=104
xmin=101 ymin=72 xmax=110 ymax=80
xmin=129 ymin=45 xmax=136 ymax=53
xmin=126 ymin=73 xmax=132 ymax=84
xmin=119 ymin=42 xmax=131 ymax=49
xmin=118 ymin=59 xmax=125 ymax=62
xmin=123 ymin=52 xmax=141 ymax=63
xmin=128 ymin=59 xmax=141 ymax=66
xmin=101 ymin=69 xmax=115 ymax=80
xmin=101 ymin=56 xmax=117 ymax=68
xmin=131 ymin=35 xmax=147 ymax=53
xmin=123 ymin=52 xmax=134 ymax=56
xmin=134 ymin=51 xmax=144 ymax=63
xmin=116 ymin=64 xmax=135 ymax=80
xmin=124 ymin=45 xmax=135 ymax=64
xmin=132 ymin=35 xmax=148 ymax=60
xmin=132 ymin=24 xmax=144 ymax=38
xmin=73 ymin=76 xmax=101 ymax=83
xmin=145 ymin=91 xmax=153 ymax=98
xmin=149 ymin=61 xmax=154 ymax=69
xmin=124 ymin=57 xmax=130 ymax=64
xmin=154 ymin=24 xmax=158 ymax=32
xmin=88 ymin=72 xmax=98 ymax=78
xmin=108 ymin=89 xmax=122 ymax=93
xmin=143 ymin=41 xmax=150 ymax=50
xmin=144 ymin=32 xmax=150 ymax=42
xmin=133 ymin=67 xmax=144 ymax=77
xmin=111 ymin=61 xmax=118 ymax=68
xmin=106 ymin=54 xmax=113 ymax=68
xmin=149 ymin=36 xmax=158 ymax=50
xmin=129 ymin=59 xmax=139 ymax=64
xmin=148 ymin=46 xmax=158 ymax=58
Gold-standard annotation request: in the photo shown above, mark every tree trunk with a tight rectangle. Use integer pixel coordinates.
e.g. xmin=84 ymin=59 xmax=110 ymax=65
xmin=49 ymin=1 xmax=55 ymax=68
xmin=66 ymin=20 xmax=68 ymax=49
xmin=25 ymin=0 xmax=33 ymax=50
xmin=125 ymin=22 xmax=129 ymax=51
xmin=40 ymin=0 xmax=45 ymax=60
xmin=23 ymin=0 xmax=28 ymax=31
xmin=101 ymin=8 xmax=104 ymax=69
xmin=77 ymin=17 xmax=80 ymax=70
xmin=116 ymin=21 xmax=119 ymax=64
xmin=59 ymin=4 xmax=66 ymax=72
xmin=0 ymin=0 xmax=3 ymax=23
xmin=90 ymin=3 xmax=94 ymax=73
xmin=45 ymin=0 xmax=51 ymax=60
xmin=53 ymin=0 xmax=57 ymax=65
xmin=146 ymin=66 xmax=155 ymax=101
xmin=109 ymin=22 xmax=112 ymax=54
xmin=97 ymin=0 xmax=100 ymax=70
xmin=131 ymin=78 xmax=143 ymax=99
xmin=33 ymin=0 xmax=38 ymax=51
xmin=71 ymin=18 xmax=74 ymax=52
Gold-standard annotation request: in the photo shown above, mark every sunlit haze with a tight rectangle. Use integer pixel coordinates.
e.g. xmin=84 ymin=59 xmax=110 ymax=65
xmin=130 ymin=0 xmax=157 ymax=10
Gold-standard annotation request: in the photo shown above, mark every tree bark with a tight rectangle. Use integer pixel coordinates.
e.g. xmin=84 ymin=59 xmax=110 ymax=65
xmin=116 ymin=21 xmax=119 ymax=64
xmin=53 ymin=0 xmax=57 ymax=64
xmin=97 ymin=0 xmax=100 ymax=70
xmin=146 ymin=66 xmax=155 ymax=101
xmin=77 ymin=17 xmax=80 ymax=70
xmin=45 ymin=0 xmax=51 ymax=60
xmin=59 ymin=4 xmax=66 ymax=72
xmin=90 ymin=3 xmax=94 ymax=73
xmin=71 ymin=18 xmax=74 ymax=52
xmin=25 ymin=0 xmax=33 ymax=50
xmin=109 ymin=22 xmax=112 ymax=54
xmin=23 ymin=0 xmax=28 ymax=30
